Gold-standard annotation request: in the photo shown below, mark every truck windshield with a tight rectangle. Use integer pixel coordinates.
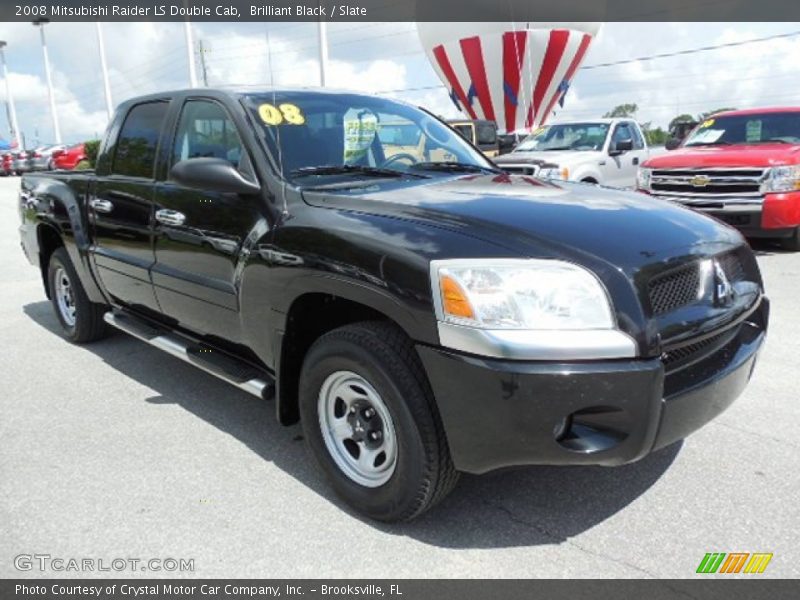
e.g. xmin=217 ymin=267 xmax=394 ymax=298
xmin=243 ymin=92 xmax=493 ymax=184
xmin=515 ymin=123 xmax=610 ymax=152
xmin=684 ymin=112 xmax=800 ymax=146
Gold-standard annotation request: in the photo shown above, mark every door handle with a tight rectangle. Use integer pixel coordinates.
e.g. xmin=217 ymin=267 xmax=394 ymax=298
xmin=155 ymin=209 xmax=187 ymax=226
xmin=632 ymin=157 xmax=640 ymax=165
xmin=89 ymin=198 xmax=113 ymax=213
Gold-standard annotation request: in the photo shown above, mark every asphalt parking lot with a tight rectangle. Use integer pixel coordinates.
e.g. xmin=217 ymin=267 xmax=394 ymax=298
xmin=1 ymin=175 xmax=798 ymax=579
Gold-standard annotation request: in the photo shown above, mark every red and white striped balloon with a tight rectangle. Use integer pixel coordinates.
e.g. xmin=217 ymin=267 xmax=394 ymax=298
xmin=417 ymin=22 xmax=601 ymax=133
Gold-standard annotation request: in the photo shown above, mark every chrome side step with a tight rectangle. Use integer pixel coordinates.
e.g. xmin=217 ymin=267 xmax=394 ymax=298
xmin=103 ymin=311 xmax=274 ymax=400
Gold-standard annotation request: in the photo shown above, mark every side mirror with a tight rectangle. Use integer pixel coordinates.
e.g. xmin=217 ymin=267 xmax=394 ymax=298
xmin=609 ymin=138 xmax=633 ymax=155
xmin=665 ymin=138 xmax=681 ymax=151
xmin=170 ymin=157 xmax=261 ymax=195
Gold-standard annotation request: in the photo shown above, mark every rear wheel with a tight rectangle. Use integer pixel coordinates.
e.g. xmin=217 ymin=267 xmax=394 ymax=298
xmin=779 ymin=227 xmax=800 ymax=251
xmin=47 ymin=247 xmax=108 ymax=343
xmin=299 ymin=321 xmax=459 ymax=521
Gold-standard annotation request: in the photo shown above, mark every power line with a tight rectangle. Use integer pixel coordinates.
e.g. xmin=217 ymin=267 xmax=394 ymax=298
xmin=581 ymin=29 xmax=800 ymax=70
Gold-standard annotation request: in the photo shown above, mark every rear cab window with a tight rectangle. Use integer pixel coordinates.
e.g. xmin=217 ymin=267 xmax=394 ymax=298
xmin=112 ymin=101 xmax=169 ymax=179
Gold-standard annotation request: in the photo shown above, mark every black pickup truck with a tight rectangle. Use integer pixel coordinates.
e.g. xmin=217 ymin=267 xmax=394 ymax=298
xmin=19 ymin=88 xmax=768 ymax=521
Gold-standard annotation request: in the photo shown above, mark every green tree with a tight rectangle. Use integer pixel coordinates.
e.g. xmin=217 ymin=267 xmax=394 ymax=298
xmin=644 ymin=127 xmax=670 ymax=146
xmin=603 ymin=103 xmax=638 ymax=118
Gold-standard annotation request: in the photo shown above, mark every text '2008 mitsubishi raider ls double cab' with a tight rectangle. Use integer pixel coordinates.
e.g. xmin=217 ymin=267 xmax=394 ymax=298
xmin=19 ymin=89 xmax=768 ymax=521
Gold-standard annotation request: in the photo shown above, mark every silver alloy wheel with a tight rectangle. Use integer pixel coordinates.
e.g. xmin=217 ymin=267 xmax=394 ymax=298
xmin=54 ymin=266 xmax=76 ymax=327
xmin=318 ymin=370 xmax=398 ymax=487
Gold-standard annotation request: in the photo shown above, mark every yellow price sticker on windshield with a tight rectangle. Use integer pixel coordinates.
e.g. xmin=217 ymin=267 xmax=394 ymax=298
xmin=700 ymin=118 xmax=715 ymax=128
xmin=258 ymin=103 xmax=305 ymax=125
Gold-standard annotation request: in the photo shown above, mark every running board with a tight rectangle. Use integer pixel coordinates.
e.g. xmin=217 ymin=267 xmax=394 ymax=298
xmin=103 ymin=311 xmax=275 ymax=400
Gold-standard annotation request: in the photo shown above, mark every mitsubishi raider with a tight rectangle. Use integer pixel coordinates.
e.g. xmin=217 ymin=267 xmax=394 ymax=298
xmin=19 ymin=89 xmax=768 ymax=521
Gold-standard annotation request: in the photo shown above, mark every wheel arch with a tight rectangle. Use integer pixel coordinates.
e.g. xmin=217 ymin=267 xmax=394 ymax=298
xmin=275 ymin=289 xmax=432 ymax=426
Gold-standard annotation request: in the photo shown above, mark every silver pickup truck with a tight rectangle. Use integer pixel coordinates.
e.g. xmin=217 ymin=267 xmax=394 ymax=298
xmin=495 ymin=118 xmax=651 ymax=188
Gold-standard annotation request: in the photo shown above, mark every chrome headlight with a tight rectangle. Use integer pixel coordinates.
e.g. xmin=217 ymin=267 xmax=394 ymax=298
xmin=538 ymin=165 xmax=570 ymax=180
xmin=429 ymin=259 xmax=635 ymax=360
xmin=431 ymin=259 xmax=614 ymax=330
xmin=761 ymin=165 xmax=800 ymax=193
xmin=636 ymin=167 xmax=652 ymax=190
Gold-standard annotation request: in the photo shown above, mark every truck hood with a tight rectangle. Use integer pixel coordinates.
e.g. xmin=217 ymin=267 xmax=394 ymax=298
xmin=644 ymin=143 xmax=800 ymax=168
xmin=494 ymin=149 xmax=599 ymax=167
xmin=303 ymin=174 xmax=741 ymax=273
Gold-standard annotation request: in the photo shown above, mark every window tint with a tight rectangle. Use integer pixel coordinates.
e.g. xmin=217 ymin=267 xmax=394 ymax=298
xmin=476 ymin=123 xmax=497 ymax=145
xmin=173 ymin=100 xmax=243 ymax=168
xmin=629 ymin=123 xmax=645 ymax=149
xmin=112 ymin=101 xmax=168 ymax=178
xmin=612 ymin=123 xmax=632 ymax=144
xmin=452 ymin=124 xmax=474 ymax=142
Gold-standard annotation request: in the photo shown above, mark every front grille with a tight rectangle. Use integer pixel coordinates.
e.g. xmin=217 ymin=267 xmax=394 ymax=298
xmin=646 ymin=250 xmax=747 ymax=316
xmin=499 ymin=163 xmax=539 ymax=176
xmin=650 ymin=168 xmax=766 ymax=200
xmin=648 ymin=262 xmax=702 ymax=315
xmin=661 ymin=328 xmax=735 ymax=372
xmin=717 ymin=250 xmax=747 ymax=283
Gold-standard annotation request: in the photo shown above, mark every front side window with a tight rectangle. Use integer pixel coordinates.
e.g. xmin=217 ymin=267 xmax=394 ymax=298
xmin=244 ymin=92 xmax=493 ymax=184
xmin=172 ymin=100 xmax=244 ymax=169
xmin=630 ymin=124 xmax=645 ymax=149
xmin=112 ymin=101 xmax=169 ymax=178
xmin=515 ymin=123 xmax=610 ymax=152
xmin=684 ymin=112 xmax=800 ymax=146
xmin=612 ymin=123 xmax=632 ymax=144
xmin=476 ymin=123 xmax=498 ymax=145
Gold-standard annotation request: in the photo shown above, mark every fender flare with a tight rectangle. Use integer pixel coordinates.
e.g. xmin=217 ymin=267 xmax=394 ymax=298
xmin=29 ymin=177 xmax=107 ymax=304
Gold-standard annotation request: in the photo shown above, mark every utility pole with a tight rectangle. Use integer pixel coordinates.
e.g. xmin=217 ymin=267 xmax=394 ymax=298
xmin=95 ymin=22 xmax=113 ymax=120
xmin=183 ymin=21 xmax=198 ymax=87
xmin=317 ymin=19 xmax=328 ymax=87
xmin=33 ymin=18 xmax=62 ymax=144
xmin=198 ymin=39 xmax=209 ymax=87
xmin=0 ymin=40 xmax=21 ymax=148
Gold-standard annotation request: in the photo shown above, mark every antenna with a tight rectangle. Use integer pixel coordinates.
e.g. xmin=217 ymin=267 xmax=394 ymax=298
xmin=265 ymin=27 xmax=288 ymax=217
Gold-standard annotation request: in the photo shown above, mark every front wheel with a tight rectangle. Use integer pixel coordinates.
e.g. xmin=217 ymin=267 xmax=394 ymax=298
xmin=299 ymin=321 xmax=459 ymax=521
xmin=47 ymin=247 xmax=108 ymax=343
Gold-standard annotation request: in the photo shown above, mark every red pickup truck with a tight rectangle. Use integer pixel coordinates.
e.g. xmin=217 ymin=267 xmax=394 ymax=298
xmin=637 ymin=107 xmax=800 ymax=251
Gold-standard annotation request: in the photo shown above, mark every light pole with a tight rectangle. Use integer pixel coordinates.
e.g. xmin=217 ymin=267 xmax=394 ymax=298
xmin=0 ymin=40 xmax=21 ymax=148
xmin=95 ymin=22 xmax=113 ymax=120
xmin=33 ymin=18 xmax=62 ymax=144
xmin=317 ymin=20 xmax=328 ymax=87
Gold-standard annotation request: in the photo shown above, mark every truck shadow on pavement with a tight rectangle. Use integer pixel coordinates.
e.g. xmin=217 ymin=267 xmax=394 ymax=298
xmin=24 ymin=300 xmax=681 ymax=549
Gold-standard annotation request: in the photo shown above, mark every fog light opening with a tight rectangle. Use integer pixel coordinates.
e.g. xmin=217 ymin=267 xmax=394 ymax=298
xmin=556 ymin=406 xmax=630 ymax=454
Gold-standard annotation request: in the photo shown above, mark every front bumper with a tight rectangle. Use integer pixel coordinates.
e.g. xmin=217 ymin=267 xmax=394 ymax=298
xmin=418 ymin=298 xmax=768 ymax=475
xmin=648 ymin=191 xmax=800 ymax=238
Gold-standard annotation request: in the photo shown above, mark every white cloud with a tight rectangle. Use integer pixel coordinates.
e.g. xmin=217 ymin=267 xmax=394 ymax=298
xmin=2 ymin=22 xmax=799 ymax=143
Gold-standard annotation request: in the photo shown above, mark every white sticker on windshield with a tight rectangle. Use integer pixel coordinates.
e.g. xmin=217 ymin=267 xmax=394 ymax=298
xmin=690 ymin=128 xmax=724 ymax=144
xmin=746 ymin=120 xmax=762 ymax=142
xmin=343 ymin=108 xmax=379 ymax=164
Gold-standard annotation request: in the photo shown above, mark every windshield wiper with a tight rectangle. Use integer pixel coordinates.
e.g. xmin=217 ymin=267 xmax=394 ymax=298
xmin=291 ymin=164 xmax=427 ymax=179
xmin=542 ymin=146 xmax=573 ymax=151
xmin=749 ymin=138 xmax=792 ymax=144
xmin=410 ymin=161 xmax=502 ymax=174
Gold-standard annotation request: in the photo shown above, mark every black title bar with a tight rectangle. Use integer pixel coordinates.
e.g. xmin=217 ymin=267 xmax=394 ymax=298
xmin=3 ymin=580 xmax=800 ymax=600
xmin=4 ymin=0 xmax=800 ymax=22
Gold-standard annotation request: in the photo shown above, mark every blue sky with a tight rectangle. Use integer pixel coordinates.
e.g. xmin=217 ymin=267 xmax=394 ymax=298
xmin=0 ymin=21 xmax=798 ymax=145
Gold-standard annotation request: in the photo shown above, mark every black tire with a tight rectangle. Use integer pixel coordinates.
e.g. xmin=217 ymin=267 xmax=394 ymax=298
xmin=779 ymin=227 xmax=800 ymax=252
xmin=299 ymin=321 xmax=459 ymax=522
xmin=47 ymin=247 xmax=108 ymax=343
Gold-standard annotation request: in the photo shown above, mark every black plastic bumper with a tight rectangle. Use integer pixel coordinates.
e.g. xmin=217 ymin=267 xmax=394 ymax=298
xmin=418 ymin=299 xmax=768 ymax=475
